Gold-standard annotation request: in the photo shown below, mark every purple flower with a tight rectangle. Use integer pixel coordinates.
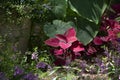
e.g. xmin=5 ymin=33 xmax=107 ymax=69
xmin=24 ymin=73 xmax=38 ymax=80
xmin=12 ymin=45 xmax=18 ymax=52
xmin=95 ymin=58 xmax=107 ymax=73
xmin=117 ymin=47 xmax=120 ymax=53
xmin=117 ymin=38 xmax=120 ymax=42
xmin=113 ymin=57 xmax=120 ymax=66
xmin=36 ymin=62 xmax=47 ymax=69
xmin=80 ymin=61 xmax=87 ymax=73
xmin=31 ymin=52 xmax=38 ymax=60
xmin=14 ymin=66 xmax=24 ymax=76
xmin=104 ymin=50 xmax=110 ymax=58
xmin=100 ymin=63 xmax=107 ymax=74
xmin=95 ymin=58 xmax=102 ymax=66
xmin=47 ymin=65 xmax=52 ymax=69
xmin=0 ymin=72 xmax=8 ymax=80
xmin=0 ymin=72 xmax=5 ymax=80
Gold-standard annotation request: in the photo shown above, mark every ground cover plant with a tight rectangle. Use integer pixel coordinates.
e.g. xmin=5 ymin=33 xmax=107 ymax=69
xmin=0 ymin=0 xmax=120 ymax=80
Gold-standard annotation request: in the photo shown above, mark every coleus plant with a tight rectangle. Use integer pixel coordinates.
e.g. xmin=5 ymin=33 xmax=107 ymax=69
xmin=45 ymin=27 xmax=85 ymax=65
xmin=44 ymin=19 xmax=120 ymax=65
xmin=44 ymin=3 xmax=120 ymax=66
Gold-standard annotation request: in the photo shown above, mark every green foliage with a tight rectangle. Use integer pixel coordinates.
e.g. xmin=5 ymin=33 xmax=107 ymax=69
xmin=67 ymin=0 xmax=109 ymax=45
xmin=44 ymin=20 xmax=75 ymax=37
xmin=69 ymin=0 xmax=108 ymax=24
xmin=0 ymin=0 xmax=52 ymax=24
xmin=50 ymin=0 xmax=67 ymax=18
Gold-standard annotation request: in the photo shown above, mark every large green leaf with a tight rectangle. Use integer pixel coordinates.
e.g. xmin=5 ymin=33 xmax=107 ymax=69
xmin=44 ymin=20 xmax=75 ymax=37
xmin=76 ymin=18 xmax=99 ymax=45
xmin=50 ymin=0 xmax=67 ymax=18
xmin=69 ymin=0 xmax=108 ymax=24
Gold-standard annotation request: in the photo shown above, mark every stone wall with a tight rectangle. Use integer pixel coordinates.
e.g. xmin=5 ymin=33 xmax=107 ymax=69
xmin=0 ymin=18 xmax=31 ymax=53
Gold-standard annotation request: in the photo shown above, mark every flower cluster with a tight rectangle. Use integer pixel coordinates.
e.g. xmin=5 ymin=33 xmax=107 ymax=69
xmin=14 ymin=66 xmax=24 ymax=76
xmin=45 ymin=27 xmax=85 ymax=65
xmin=0 ymin=72 xmax=8 ymax=80
xmin=24 ymin=73 xmax=38 ymax=80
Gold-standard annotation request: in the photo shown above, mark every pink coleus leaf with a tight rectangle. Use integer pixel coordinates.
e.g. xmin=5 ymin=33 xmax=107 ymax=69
xmin=107 ymin=30 xmax=117 ymax=41
xmin=54 ymin=49 xmax=64 ymax=55
xmin=93 ymin=37 xmax=103 ymax=45
xmin=70 ymin=41 xmax=84 ymax=53
xmin=113 ymin=28 xmax=120 ymax=34
xmin=56 ymin=34 xmax=72 ymax=49
xmin=108 ymin=30 xmax=115 ymax=36
xmin=55 ymin=27 xmax=77 ymax=49
xmin=113 ymin=22 xmax=120 ymax=34
xmin=107 ymin=19 xmax=120 ymax=29
xmin=100 ymin=36 xmax=109 ymax=42
xmin=45 ymin=38 xmax=59 ymax=47
xmin=59 ymin=41 xmax=72 ymax=49
xmin=105 ymin=19 xmax=116 ymax=29
xmin=64 ymin=27 xmax=77 ymax=43
xmin=56 ymin=34 xmax=67 ymax=43
xmin=45 ymin=27 xmax=78 ymax=50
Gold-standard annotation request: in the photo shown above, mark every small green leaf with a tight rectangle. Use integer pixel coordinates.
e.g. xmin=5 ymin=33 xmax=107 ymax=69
xmin=50 ymin=0 xmax=67 ymax=18
xmin=115 ymin=17 xmax=120 ymax=22
xmin=49 ymin=67 xmax=61 ymax=76
xmin=66 ymin=73 xmax=75 ymax=80
xmin=53 ymin=76 xmax=59 ymax=80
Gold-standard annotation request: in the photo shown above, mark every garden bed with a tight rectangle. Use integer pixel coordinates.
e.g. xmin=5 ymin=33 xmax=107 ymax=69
xmin=0 ymin=0 xmax=120 ymax=80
